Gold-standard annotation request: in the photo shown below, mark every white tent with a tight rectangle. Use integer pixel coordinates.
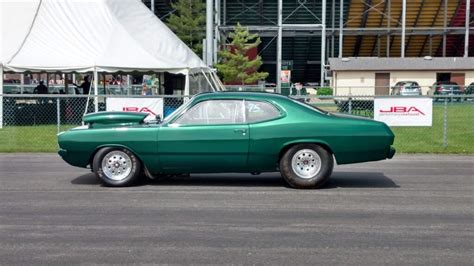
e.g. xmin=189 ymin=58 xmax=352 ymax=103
xmin=0 ymin=0 xmax=222 ymax=94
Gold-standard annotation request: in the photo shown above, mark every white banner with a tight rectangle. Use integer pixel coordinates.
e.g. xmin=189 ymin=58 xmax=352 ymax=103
xmin=374 ymin=97 xmax=432 ymax=126
xmin=106 ymin=98 xmax=164 ymax=120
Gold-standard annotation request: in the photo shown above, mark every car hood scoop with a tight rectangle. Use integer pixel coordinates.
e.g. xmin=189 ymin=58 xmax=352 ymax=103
xmin=83 ymin=112 xmax=148 ymax=128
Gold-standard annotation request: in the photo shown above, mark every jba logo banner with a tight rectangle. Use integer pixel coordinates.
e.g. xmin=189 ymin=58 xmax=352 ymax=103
xmin=106 ymin=98 xmax=164 ymax=120
xmin=374 ymin=97 xmax=432 ymax=126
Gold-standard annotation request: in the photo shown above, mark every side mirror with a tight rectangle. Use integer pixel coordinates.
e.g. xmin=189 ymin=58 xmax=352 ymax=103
xmin=155 ymin=114 xmax=162 ymax=123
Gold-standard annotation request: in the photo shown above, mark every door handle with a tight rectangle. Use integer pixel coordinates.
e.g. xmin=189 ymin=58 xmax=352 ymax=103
xmin=233 ymin=128 xmax=247 ymax=135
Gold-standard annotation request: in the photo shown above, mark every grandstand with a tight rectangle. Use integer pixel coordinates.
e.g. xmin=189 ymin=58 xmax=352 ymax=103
xmin=146 ymin=0 xmax=473 ymax=86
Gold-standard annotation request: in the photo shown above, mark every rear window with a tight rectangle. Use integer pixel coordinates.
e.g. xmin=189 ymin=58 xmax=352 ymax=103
xmin=245 ymin=101 xmax=281 ymax=123
xmin=290 ymin=98 xmax=327 ymax=115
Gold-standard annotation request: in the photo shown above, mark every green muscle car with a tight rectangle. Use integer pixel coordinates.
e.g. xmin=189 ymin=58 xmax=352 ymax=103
xmin=58 ymin=92 xmax=395 ymax=189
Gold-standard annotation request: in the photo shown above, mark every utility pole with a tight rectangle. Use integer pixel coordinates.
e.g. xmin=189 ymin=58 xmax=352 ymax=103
xmin=465 ymin=0 xmax=471 ymax=57
xmin=277 ymin=0 xmax=282 ymax=93
xmin=206 ymin=0 xmax=214 ymax=66
xmin=401 ymin=0 xmax=406 ymax=58
xmin=321 ymin=0 xmax=326 ymax=85
xmin=339 ymin=0 xmax=343 ymax=58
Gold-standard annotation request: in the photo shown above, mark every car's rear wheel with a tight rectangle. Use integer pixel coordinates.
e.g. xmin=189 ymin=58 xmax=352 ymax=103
xmin=92 ymin=147 xmax=141 ymax=187
xmin=280 ymin=144 xmax=334 ymax=189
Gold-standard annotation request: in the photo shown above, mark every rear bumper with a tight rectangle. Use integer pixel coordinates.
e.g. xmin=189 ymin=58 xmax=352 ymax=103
xmin=436 ymin=91 xmax=462 ymax=95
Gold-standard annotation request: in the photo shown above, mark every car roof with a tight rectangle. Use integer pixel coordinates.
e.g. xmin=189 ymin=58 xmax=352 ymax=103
xmin=436 ymin=81 xmax=457 ymax=84
xmin=193 ymin=91 xmax=290 ymax=101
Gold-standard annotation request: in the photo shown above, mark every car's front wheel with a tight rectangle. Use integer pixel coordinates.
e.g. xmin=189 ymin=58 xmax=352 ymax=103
xmin=280 ymin=144 xmax=334 ymax=189
xmin=92 ymin=147 xmax=141 ymax=187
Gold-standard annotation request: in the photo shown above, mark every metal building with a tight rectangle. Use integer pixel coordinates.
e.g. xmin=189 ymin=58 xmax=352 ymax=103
xmin=146 ymin=0 xmax=473 ymax=90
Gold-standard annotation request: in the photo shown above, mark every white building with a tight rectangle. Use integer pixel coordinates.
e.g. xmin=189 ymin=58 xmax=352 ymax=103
xmin=329 ymin=57 xmax=474 ymax=96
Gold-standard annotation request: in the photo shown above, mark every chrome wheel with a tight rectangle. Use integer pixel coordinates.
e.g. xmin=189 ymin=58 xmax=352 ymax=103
xmin=291 ymin=149 xmax=322 ymax=179
xmin=101 ymin=150 xmax=132 ymax=181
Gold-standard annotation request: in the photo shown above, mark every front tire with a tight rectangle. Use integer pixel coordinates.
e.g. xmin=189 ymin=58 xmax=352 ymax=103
xmin=280 ymin=144 xmax=334 ymax=189
xmin=92 ymin=147 xmax=141 ymax=187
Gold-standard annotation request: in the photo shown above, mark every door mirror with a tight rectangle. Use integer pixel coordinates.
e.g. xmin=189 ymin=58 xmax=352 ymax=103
xmin=155 ymin=114 xmax=162 ymax=123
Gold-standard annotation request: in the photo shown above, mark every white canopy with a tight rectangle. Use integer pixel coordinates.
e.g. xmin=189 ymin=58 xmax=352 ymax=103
xmin=0 ymin=0 xmax=209 ymax=74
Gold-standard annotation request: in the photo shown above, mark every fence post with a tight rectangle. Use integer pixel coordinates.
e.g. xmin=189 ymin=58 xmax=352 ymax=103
xmin=0 ymin=64 xmax=3 ymax=129
xmin=348 ymin=93 xmax=352 ymax=115
xmin=443 ymin=98 xmax=448 ymax=148
xmin=56 ymin=97 xmax=60 ymax=134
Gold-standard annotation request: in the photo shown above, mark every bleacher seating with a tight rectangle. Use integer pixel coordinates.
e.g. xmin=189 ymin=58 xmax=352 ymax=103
xmin=146 ymin=0 xmax=470 ymax=83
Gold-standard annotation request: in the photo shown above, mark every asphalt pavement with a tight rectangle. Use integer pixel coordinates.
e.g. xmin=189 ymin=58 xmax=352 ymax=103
xmin=0 ymin=153 xmax=472 ymax=265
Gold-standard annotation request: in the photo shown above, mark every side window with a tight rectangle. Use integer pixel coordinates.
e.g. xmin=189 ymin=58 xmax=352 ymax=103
xmin=245 ymin=100 xmax=281 ymax=123
xmin=173 ymin=100 xmax=244 ymax=125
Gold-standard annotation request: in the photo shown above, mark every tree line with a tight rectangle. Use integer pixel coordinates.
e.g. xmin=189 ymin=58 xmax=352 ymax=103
xmin=166 ymin=0 xmax=268 ymax=85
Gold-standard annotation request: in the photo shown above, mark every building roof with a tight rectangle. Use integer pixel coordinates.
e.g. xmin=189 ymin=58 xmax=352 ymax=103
xmin=1 ymin=0 xmax=208 ymax=74
xmin=329 ymin=57 xmax=474 ymax=71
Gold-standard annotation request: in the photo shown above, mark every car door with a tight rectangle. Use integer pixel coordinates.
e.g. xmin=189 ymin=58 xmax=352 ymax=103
xmin=158 ymin=99 xmax=249 ymax=173
xmin=246 ymin=100 xmax=286 ymax=172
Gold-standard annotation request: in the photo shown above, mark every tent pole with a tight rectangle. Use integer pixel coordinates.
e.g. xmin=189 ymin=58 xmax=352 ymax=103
xmin=127 ymin=74 xmax=131 ymax=95
xmin=94 ymin=68 xmax=98 ymax=113
xmin=212 ymin=71 xmax=225 ymax=91
xmin=209 ymin=71 xmax=220 ymax=91
xmin=201 ymin=70 xmax=217 ymax=92
xmin=102 ymin=73 xmax=106 ymax=93
xmin=20 ymin=74 xmax=24 ymax=94
xmin=184 ymin=69 xmax=190 ymax=96
xmin=0 ymin=64 xmax=3 ymax=129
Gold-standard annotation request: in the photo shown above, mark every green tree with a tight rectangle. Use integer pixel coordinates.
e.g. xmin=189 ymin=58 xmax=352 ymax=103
xmin=216 ymin=23 xmax=268 ymax=84
xmin=166 ymin=0 xmax=205 ymax=56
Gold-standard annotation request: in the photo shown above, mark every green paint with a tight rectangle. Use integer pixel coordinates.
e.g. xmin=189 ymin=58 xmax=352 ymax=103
xmin=57 ymin=92 xmax=396 ymax=174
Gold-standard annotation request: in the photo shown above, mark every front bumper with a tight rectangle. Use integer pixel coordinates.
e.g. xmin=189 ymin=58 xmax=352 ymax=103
xmin=58 ymin=148 xmax=67 ymax=158
xmin=58 ymin=148 xmax=74 ymax=166
xmin=388 ymin=146 xmax=396 ymax=159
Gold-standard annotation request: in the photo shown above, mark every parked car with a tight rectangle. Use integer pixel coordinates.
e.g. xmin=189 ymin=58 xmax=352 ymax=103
xmin=58 ymin=92 xmax=396 ymax=189
xmin=464 ymin=82 xmax=474 ymax=100
xmin=391 ymin=81 xmax=422 ymax=96
xmin=431 ymin=81 xmax=462 ymax=101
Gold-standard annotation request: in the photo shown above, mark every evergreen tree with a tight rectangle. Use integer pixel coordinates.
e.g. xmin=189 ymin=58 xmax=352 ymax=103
xmin=166 ymin=0 xmax=205 ymax=56
xmin=216 ymin=23 xmax=269 ymax=85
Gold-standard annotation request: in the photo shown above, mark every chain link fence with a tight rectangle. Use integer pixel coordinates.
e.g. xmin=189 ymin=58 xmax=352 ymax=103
xmin=0 ymin=94 xmax=473 ymax=153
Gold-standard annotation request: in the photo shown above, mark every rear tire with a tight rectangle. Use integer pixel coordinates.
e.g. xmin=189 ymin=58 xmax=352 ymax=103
xmin=280 ymin=144 xmax=334 ymax=189
xmin=92 ymin=147 xmax=141 ymax=187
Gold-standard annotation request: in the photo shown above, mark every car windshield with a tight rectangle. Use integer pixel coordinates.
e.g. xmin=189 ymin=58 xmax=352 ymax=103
xmin=161 ymin=98 xmax=194 ymax=124
xmin=290 ymin=97 xmax=328 ymax=114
